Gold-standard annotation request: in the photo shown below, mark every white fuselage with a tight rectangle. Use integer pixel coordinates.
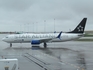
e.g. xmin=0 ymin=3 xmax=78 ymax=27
xmin=2 ymin=33 xmax=83 ymax=43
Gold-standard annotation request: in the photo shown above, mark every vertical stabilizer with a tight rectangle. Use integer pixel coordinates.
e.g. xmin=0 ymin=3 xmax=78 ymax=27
xmin=68 ymin=18 xmax=87 ymax=33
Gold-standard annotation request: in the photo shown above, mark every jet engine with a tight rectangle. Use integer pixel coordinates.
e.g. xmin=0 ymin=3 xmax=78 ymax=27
xmin=31 ymin=40 xmax=40 ymax=44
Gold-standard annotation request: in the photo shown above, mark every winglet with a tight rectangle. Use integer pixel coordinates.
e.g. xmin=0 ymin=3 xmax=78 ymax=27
xmin=56 ymin=31 xmax=62 ymax=38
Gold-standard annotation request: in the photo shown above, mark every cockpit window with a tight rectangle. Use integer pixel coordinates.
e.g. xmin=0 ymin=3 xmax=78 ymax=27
xmin=6 ymin=36 xmax=8 ymax=38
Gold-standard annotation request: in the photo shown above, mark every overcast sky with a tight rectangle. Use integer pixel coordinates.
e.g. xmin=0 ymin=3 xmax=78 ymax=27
xmin=0 ymin=0 xmax=93 ymax=32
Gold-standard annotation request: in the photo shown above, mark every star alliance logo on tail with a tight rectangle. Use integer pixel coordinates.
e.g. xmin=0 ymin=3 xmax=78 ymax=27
xmin=77 ymin=25 xmax=83 ymax=31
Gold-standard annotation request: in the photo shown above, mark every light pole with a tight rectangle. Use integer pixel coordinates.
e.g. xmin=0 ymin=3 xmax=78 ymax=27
xmin=54 ymin=18 xmax=55 ymax=32
xmin=27 ymin=23 xmax=29 ymax=32
xmin=44 ymin=20 xmax=46 ymax=32
xmin=33 ymin=22 xmax=34 ymax=33
xmin=36 ymin=22 xmax=38 ymax=32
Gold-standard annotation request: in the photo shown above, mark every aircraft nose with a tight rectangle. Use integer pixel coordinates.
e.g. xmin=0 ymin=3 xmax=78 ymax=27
xmin=2 ymin=38 xmax=6 ymax=41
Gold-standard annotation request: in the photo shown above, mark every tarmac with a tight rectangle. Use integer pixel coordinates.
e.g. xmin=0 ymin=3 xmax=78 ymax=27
xmin=0 ymin=34 xmax=93 ymax=70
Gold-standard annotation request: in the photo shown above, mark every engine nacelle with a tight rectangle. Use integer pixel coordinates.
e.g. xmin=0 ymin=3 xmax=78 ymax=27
xmin=31 ymin=40 xmax=40 ymax=44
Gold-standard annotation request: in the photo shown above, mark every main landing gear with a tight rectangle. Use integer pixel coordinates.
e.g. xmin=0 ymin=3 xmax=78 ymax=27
xmin=44 ymin=42 xmax=47 ymax=48
xmin=10 ymin=43 xmax=12 ymax=47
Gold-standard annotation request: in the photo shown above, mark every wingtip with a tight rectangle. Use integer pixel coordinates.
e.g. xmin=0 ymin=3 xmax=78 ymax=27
xmin=84 ymin=18 xmax=87 ymax=20
xmin=57 ymin=31 xmax=62 ymax=38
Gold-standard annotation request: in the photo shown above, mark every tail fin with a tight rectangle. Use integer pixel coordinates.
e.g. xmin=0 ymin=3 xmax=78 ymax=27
xmin=68 ymin=18 xmax=87 ymax=33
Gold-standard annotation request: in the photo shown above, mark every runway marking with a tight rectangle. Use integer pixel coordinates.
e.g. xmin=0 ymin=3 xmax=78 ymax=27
xmin=23 ymin=53 xmax=51 ymax=70
xmin=59 ymin=60 xmax=85 ymax=70
xmin=39 ymin=48 xmax=85 ymax=70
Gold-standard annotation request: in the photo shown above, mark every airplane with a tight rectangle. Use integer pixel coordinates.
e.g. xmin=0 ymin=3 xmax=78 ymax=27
xmin=2 ymin=18 xmax=87 ymax=48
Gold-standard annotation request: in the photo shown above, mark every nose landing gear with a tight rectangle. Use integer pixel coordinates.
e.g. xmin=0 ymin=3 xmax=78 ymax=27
xmin=44 ymin=42 xmax=47 ymax=48
xmin=10 ymin=43 xmax=12 ymax=47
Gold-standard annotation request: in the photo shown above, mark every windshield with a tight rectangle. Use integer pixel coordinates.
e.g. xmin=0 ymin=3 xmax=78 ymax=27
xmin=5 ymin=36 xmax=8 ymax=38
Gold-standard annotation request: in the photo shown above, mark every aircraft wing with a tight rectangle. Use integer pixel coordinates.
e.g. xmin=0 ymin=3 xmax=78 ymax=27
xmin=36 ymin=31 xmax=62 ymax=43
xmin=39 ymin=38 xmax=54 ymax=43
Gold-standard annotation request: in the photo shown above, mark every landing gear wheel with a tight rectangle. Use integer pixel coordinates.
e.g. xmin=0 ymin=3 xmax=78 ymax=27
xmin=44 ymin=43 xmax=47 ymax=48
xmin=10 ymin=43 xmax=12 ymax=47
